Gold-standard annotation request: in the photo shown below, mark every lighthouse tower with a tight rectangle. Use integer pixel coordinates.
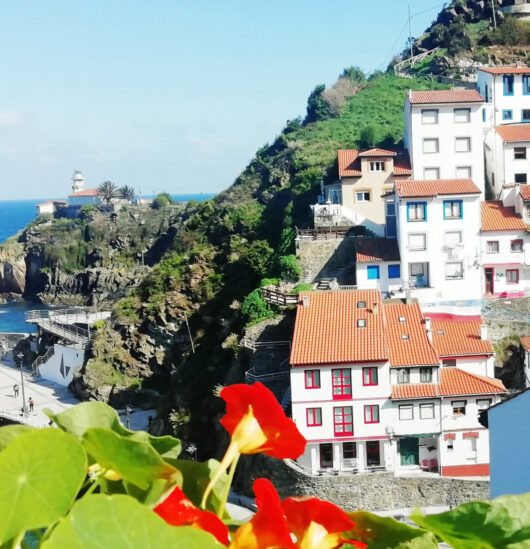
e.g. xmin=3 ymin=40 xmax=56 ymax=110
xmin=71 ymin=170 xmax=85 ymax=194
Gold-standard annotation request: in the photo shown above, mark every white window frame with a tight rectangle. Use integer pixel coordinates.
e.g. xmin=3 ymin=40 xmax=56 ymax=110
xmin=410 ymin=262 xmax=426 ymax=276
xmin=399 ymin=404 xmax=414 ymax=420
xmin=420 ymin=403 xmax=435 ymax=419
xmin=356 ymin=191 xmax=371 ymax=202
xmin=421 ymin=109 xmax=438 ymax=124
xmin=370 ymin=161 xmax=385 ymax=172
xmin=455 ymin=166 xmax=472 ymax=179
xmin=445 ymin=261 xmax=464 ymax=280
xmin=452 ymin=400 xmax=466 ymax=416
xmin=423 ymin=167 xmax=440 ymax=180
xmin=454 ymin=108 xmax=471 ymax=123
xmin=397 ymin=369 xmax=410 ymax=384
xmin=455 ymin=137 xmax=471 ymax=153
xmin=408 ymin=233 xmax=426 ymax=251
xmin=423 ymin=138 xmax=439 ymax=154
xmin=445 ymin=231 xmax=462 ymax=246
xmin=487 ymin=240 xmax=499 ymax=254
xmin=476 ymin=398 xmax=492 ymax=410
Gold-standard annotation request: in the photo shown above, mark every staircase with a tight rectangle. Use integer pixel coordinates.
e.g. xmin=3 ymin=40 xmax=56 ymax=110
xmin=31 ymin=345 xmax=55 ymax=376
xmin=25 ymin=309 xmax=92 ymax=345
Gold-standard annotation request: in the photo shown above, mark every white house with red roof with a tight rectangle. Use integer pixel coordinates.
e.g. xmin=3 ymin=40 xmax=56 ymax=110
xmin=289 ymin=289 xmax=506 ymax=477
xmin=355 ymin=238 xmax=402 ymax=296
xmin=35 ymin=200 xmax=67 ymax=216
xmin=480 ymin=201 xmax=530 ymax=297
xmin=403 ymin=89 xmax=485 ymax=196
xmin=313 ymin=148 xmax=411 ymax=236
xmin=67 ymin=170 xmax=101 ymax=207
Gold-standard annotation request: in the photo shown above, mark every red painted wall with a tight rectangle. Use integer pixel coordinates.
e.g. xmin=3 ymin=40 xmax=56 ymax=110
xmin=441 ymin=464 xmax=490 ymax=477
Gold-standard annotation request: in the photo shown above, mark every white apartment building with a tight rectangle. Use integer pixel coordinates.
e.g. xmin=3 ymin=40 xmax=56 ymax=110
xmin=389 ymin=179 xmax=483 ymax=314
xmin=403 ymin=89 xmax=486 ymax=196
xmin=477 ymin=66 xmax=530 ymax=127
xmin=289 ymin=290 xmax=505 ymax=477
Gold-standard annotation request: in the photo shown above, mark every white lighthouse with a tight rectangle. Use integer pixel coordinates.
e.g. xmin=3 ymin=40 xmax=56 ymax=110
xmin=71 ymin=170 xmax=85 ymax=194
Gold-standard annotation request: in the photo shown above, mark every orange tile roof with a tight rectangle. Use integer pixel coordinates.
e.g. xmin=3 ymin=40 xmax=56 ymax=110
xmin=396 ymin=179 xmax=480 ymax=198
xmin=384 ymin=303 xmax=439 ymax=367
xmin=391 ymin=383 xmax=437 ymax=400
xmin=68 ymin=189 xmax=99 ymax=197
xmin=356 ymin=238 xmax=400 ymax=263
xmin=479 ymin=66 xmax=530 ymax=75
xmin=430 ymin=320 xmax=493 ymax=357
xmin=408 ymin=90 xmax=484 ymax=104
xmin=520 ymin=186 xmax=530 ymax=201
xmin=290 ymin=290 xmax=388 ymax=366
xmin=357 ymin=148 xmax=397 ymax=157
xmin=481 ymin=201 xmax=526 ymax=231
xmin=494 ymin=124 xmax=530 ymax=143
xmin=520 ymin=336 xmax=530 ymax=351
xmin=439 ymin=368 xmax=506 ymax=396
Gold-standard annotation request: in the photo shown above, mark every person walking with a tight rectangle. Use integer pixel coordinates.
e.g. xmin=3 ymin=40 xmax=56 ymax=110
xmin=28 ymin=397 xmax=34 ymax=412
xmin=13 ymin=384 xmax=19 ymax=397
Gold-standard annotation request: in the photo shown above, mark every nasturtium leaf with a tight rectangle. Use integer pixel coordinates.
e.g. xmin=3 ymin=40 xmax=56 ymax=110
xmin=0 ymin=424 xmax=34 ymax=451
xmin=82 ymin=428 xmax=178 ymax=490
xmin=42 ymin=494 xmax=225 ymax=549
xmin=411 ymin=493 xmax=530 ymax=548
xmin=344 ymin=511 xmax=438 ymax=548
xmin=128 ymin=430 xmax=182 ymax=461
xmin=0 ymin=428 xmax=86 ymax=543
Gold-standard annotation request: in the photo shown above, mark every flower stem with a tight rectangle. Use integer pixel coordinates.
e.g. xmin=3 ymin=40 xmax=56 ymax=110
xmin=217 ymin=451 xmax=240 ymax=518
xmin=201 ymin=441 xmax=239 ymax=510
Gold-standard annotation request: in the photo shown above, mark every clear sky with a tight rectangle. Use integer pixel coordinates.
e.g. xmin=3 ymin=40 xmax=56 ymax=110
xmin=0 ymin=0 xmax=446 ymax=200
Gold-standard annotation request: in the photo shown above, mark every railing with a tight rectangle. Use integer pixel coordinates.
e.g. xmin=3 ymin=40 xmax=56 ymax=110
xmin=0 ymin=408 xmax=48 ymax=429
xmin=31 ymin=345 xmax=55 ymax=376
xmin=261 ymin=288 xmax=299 ymax=306
xmin=36 ymin=319 xmax=90 ymax=344
xmin=245 ymin=367 xmax=290 ymax=384
xmin=311 ymin=204 xmax=360 ymax=226
xmin=25 ymin=309 xmax=110 ymax=325
xmin=297 ymin=228 xmax=350 ymax=240
xmin=393 ymin=47 xmax=440 ymax=74
xmin=240 ymin=338 xmax=291 ymax=352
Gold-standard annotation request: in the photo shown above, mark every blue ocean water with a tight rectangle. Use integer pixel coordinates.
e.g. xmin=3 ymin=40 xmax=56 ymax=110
xmin=0 ymin=193 xmax=215 ymax=333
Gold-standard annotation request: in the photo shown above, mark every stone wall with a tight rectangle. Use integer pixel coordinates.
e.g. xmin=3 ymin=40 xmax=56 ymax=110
xmin=236 ymin=455 xmax=489 ymax=512
xmin=0 ymin=332 xmax=29 ymax=357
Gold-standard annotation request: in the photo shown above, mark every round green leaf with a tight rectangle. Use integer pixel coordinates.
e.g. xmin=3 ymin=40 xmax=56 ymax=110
xmin=42 ymin=494 xmax=225 ymax=549
xmin=0 ymin=428 xmax=87 ymax=543
xmin=0 ymin=424 xmax=34 ymax=452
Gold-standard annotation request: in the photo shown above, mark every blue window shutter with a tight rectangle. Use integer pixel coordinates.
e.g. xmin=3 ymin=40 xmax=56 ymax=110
xmin=388 ymin=264 xmax=401 ymax=279
xmin=367 ymin=265 xmax=380 ymax=280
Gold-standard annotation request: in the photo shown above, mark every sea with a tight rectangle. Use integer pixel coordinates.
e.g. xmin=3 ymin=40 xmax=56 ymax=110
xmin=0 ymin=193 xmax=215 ymax=333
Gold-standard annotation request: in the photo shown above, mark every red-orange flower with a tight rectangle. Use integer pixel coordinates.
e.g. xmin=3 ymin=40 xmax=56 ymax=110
xmin=154 ymin=486 xmax=229 ymax=545
xmin=229 ymin=478 xmax=297 ymax=549
xmin=220 ymin=382 xmax=306 ymax=458
xmin=282 ymin=496 xmax=366 ymax=549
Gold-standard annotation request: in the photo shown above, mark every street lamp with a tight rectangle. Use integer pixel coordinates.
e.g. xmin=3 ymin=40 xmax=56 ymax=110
xmin=125 ymin=405 xmax=132 ymax=429
xmin=17 ymin=353 xmax=27 ymax=415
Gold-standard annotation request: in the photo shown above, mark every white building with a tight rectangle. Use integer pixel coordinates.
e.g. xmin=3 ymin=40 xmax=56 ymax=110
xmin=403 ymin=89 xmax=486 ymax=196
xmin=480 ymin=201 xmax=530 ymax=297
xmin=355 ymin=238 xmax=401 ymax=296
xmin=289 ymin=290 xmax=505 ymax=477
xmin=67 ymin=170 xmax=101 ymax=207
xmin=35 ymin=200 xmax=67 ymax=216
xmin=390 ymin=179 xmax=483 ymax=314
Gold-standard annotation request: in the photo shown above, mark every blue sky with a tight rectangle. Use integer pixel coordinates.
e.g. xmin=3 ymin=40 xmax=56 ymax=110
xmin=0 ymin=0 xmax=446 ymax=200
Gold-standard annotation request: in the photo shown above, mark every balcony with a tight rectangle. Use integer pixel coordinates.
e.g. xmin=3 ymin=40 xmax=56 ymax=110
xmin=311 ymin=203 xmax=360 ymax=228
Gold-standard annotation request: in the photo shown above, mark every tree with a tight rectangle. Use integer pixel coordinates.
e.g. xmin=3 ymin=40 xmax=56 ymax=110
xmin=340 ymin=66 xmax=366 ymax=85
xmin=359 ymin=125 xmax=377 ymax=148
xmin=97 ymin=181 xmax=119 ymax=205
xmin=304 ymin=84 xmax=333 ymax=124
xmin=119 ymin=185 xmax=136 ymax=202
xmin=151 ymin=192 xmax=175 ymax=209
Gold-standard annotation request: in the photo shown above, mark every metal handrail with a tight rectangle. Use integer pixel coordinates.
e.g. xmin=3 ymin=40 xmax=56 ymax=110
xmin=32 ymin=345 xmax=55 ymax=375
xmin=36 ymin=319 xmax=90 ymax=343
xmin=245 ymin=367 xmax=290 ymax=383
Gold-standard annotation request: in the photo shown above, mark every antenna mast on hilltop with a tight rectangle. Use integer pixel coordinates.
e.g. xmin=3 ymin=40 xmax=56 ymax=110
xmin=408 ymin=4 xmax=413 ymax=58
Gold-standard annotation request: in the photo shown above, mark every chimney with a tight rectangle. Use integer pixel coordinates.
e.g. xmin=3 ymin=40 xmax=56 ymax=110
xmin=302 ymin=295 xmax=310 ymax=307
xmin=372 ymin=302 xmax=379 ymax=314
xmin=425 ymin=317 xmax=433 ymax=343
xmin=480 ymin=324 xmax=488 ymax=341
xmin=405 ymin=288 xmax=412 ymax=305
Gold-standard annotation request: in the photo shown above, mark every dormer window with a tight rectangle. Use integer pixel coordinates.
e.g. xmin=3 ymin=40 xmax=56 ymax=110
xmin=357 ymin=319 xmax=366 ymax=328
xmin=370 ymin=161 xmax=384 ymax=172
xmin=401 ymin=334 xmax=409 ymax=340
xmin=397 ymin=369 xmax=410 ymax=384
xmin=398 ymin=316 xmax=406 ymax=323
xmin=357 ymin=301 xmax=366 ymax=309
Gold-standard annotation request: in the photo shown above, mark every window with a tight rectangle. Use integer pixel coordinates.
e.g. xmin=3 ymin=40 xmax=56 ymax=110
xmin=485 ymin=83 xmax=489 ymax=102
xmin=515 ymin=173 xmax=528 ymax=184
xmin=476 ymin=398 xmax=492 ymax=410
xmin=445 ymin=231 xmax=462 ymax=246
xmin=444 ymin=200 xmax=463 ymax=219
xmin=465 ymin=436 xmax=477 ymax=455
xmin=366 ymin=441 xmax=380 ymax=466
xmin=357 ymin=319 xmax=366 ymax=328
xmin=320 ymin=443 xmax=333 ymax=468
xmin=343 ymin=441 xmax=356 ymax=459
xmin=421 ymin=109 xmax=438 ymax=124
xmin=443 ymin=359 xmax=456 ymax=367
xmin=357 ymin=301 xmax=366 ymax=309
xmin=328 ymin=189 xmax=342 ymax=204
xmin=506 ymin=269 xmax=519 ymax=284
xmin=447 ymin=439 xmax=454 ymax=451
xmin=306 ymin=407 xmax=322 ymax=427
xmin=332 ymin=369 xmax=352 ymax=399
xmin=363 ymin=367 xmax=378 ymax=386
xmin=523 ymin=75 xmax=530 ymax=95
xmin=420 ymin=367 xmax=432 ymax=382
xmin=388 ymin=264 xmax=401 ymax=279
xmin=452 ymin=400 xmax=466 ymax=416
xmin=399 ymin=404 xmax=413 ymax=420
xmin=514 ymin=147 xmax=527 ymax=160
xmin=456 ymin=166 xmax=472 ymax=179
xmin=386 ymin=202 xmax=396 ymax=216
xmin=502 ymin=109 xmax=513 ymax=121
xmin=482 ymin=108 xmax=486 ymax=122
xmin=523 ymin=109 xmax=530 ymax=122
xmin=356 ymin=191 xmax=371 ymax=202
xmin=446 ymin=261 xmax=463 ymax=280
xmin=487 ymin=240 xmax=499 ymax=254
xmin=397 ymin=369 xmax=410 ymax=384
xmin=503 ymin=74 xmax=514 ymax=96
xmin=423 ymin=138 xmax=439 ymax=154
xmin=305 ymin=370 xmax=321 ymax=389
xmin=367 ymin=265 xmax=380 ymax=280
xmin=423 ymin=167 xmax=440 ymax=180
xmin=408 ymin=234 xmax=426 ymax=252
xmin=420 ymin=403 xmax=435 ymax=419
xmin=370 ymin=161 xmax=384 ymax=172
xmin=407 ymin=202 xmax=426 ymax=222
xmin=333 ymin=406 xmax=353 ymax=436
xmin=454 ymin=108 xmax=470 ymax=123
xmin=511 ymin=239 xmax=523 ymax=252
xmin=455 ymin=137 xmax=471 ymax=153
xmin=364 ymin=405 xmax=380 ymax=423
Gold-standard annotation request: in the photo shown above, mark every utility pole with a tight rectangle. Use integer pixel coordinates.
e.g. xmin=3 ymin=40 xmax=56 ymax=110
xmin=491 ymin=0 xmax=497 ymax=29
xmin=182 ymin=312 xmax=195 ymax=354
xmin=408 ymin=4 xmax=413 ymax=58
xmin=17 ymin=353 xmax=27 ymax=415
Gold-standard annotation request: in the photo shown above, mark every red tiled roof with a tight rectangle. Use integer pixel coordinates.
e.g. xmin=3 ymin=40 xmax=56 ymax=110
xmin=338 ymin=149 xmax=362 ymax=177
xmin=520 ymin=336 xmax=530 ymax=351
xmin=36 ymin=200 xmax=67 ymax=207
xmin=391 ymin=383 xmax=437 ymax=400
xmin=408 ymin=90 xmax=484 ymax=104
xmin=481 ymin=201 xmax=526 ymax=232
xmin=290 ymin=290 xmax=388 ymax=366
xmin=494 ymin=124 xmax=530 ymax=143
xmin=356 ymin=238 xmax=400 ymax=263
xmin=68 ymin=189 xmax=99 ymax=197
xmin=439 ymin=368 xmax=506 ymax=396
xmin=395 ymin=179 xmax=480 ymax=198
xmin=520 ymin=186 xmax=530 ymax=201
xmin=430 ymin=320 xmax=493 ymax=357
xmin=357 ymin=148 xmax=397 ymax=157
xmin=479 ymin=66 xmax=530 ymax=75
xmin=384 ymin=303 xmax=439 ymax=367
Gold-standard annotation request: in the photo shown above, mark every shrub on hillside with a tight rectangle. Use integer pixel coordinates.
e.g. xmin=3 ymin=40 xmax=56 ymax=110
xmin=304 ymin=84 xmax=333 ymax=124
xmin=480 ymin=17 xmax=530 ymax=46
xmin=322 ymin=77 xmax=361 ymax=117
xmin=151 ymin=192 xmax=175 ymax=209
xmin=278 ymin=254 xmax=301 ymax=282
xmin=241 ymin=289 xmax=276 ymax=325
xmin=359 ymin=125 xmax=377 ymax=148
